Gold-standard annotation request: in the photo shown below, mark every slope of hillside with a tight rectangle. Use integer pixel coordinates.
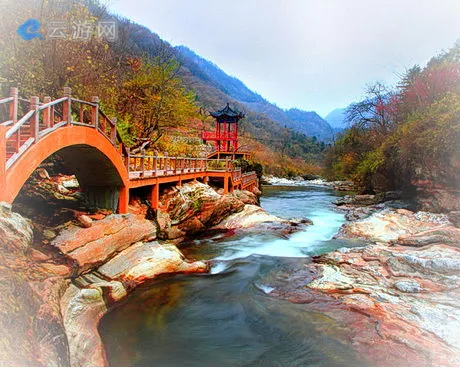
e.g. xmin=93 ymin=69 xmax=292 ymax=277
xmin=175 ymin=46 xmax=334 ymax=142
xmin=325 ymin=107 xmax=348 ymax=132
xmin=175 ymin=46 xmax=265 ymax=104
xmin=285 ymin=108 xmax=334 ymax=140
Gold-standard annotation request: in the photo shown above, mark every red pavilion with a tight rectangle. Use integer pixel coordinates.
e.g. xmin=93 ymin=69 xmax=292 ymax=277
xmin=202 ymin=103 xmax=251 ymax=160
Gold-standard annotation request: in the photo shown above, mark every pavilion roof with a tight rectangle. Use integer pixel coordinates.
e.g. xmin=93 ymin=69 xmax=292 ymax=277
xmin=210 ymin=103 xmax=245 ymax=120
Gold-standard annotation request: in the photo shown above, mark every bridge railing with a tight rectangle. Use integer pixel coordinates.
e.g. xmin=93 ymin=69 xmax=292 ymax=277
xmin=127 ymin=154 xmax=240 ymax=179
xmin=0 ymin=88 xmax=254 ymax=186
xmin=1 ymin=87 xmax=124 ymax=171
xmin=231 ymin=167 xmax=242 ymax=182
xmin=128 ymin=153 xmax=208 ymax=179
xmin=242 ymin=171 xmax=258 ymax=185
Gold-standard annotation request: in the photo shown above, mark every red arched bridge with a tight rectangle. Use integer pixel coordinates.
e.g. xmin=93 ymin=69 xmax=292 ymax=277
xmin=0 ymin=87 xmax=258 ymax=213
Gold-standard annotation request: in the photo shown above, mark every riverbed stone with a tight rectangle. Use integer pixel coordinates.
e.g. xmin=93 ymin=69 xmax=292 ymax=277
xmin=52 ymin=214 xmax=156 ymax=273
xmin=98 ymin=241 xmax=208 ymax=284
xmin=60 ymin=284 xmax=108 ymax=367
xmin=212 ymin=204 xmax=312 ymax=235
xmin=0 ymin=202 xmax=33 ymax=253
xmin=273 ymin=207 xmax=460 ymax=366
xmin=393 ymin=280 xmax=422 ymax=293
xmin=336 ymin=208 xmax=449 ymax=242
xmin=157 ymin=181 xmax=247 ymax=239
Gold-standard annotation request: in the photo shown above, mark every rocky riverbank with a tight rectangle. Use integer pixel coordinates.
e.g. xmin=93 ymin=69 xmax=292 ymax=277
xmin=0 ymin=174 xmax=309 ymax=366
xmin=270 ymin=195 xmax=460 ymax=366
xmin=262 ymin=174 xmax=356 ymax=191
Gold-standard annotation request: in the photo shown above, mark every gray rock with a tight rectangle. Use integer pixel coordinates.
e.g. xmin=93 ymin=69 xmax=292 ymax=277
xmin=43 ymin=229 xmax=57 ymax=240
xmin=448 ymin=211 xmax=460 ymax=228
xmin=393 ymin=280 xmax=422 ymax=293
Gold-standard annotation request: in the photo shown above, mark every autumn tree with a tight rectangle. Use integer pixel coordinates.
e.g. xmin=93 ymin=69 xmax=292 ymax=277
xmin=117 ymin=53 xmax=199 ymax=152
xmin=0 ymin=0 xmax=126 ymax=103
xmin=346 ymin=82 xmax=398 ymax=138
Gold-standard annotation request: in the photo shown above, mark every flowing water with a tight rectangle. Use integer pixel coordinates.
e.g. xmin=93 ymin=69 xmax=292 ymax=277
xmin=100 ymin=185 xmax=369 ymax=366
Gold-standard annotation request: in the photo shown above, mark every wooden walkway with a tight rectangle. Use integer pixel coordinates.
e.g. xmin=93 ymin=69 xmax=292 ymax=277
xmin=0 ymin=87 xmax=258 ymax=212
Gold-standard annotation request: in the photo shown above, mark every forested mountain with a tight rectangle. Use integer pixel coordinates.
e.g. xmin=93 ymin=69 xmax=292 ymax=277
xmin=284 ymin=108 xmax=333 ymax=140
xmin=175 ymin=46 xmax=265 ymax=104
xmin=325 ymin=107 xmax=348 ymax=133
xmin=0 ymin=0 xmax=328 ymax=176
xmin=175 ymin=46 xmax=334 ymax=142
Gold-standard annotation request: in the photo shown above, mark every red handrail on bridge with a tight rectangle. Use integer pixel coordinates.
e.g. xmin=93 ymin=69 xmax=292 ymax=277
xmin=0 ymin=87 xmax=259 ymax=212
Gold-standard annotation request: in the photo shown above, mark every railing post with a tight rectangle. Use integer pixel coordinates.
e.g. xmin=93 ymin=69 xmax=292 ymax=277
xmin=63 ymin=87 xmax=72 ymax=125
xmin=111 ymin=117 xmax=117 ymax=144
xmin=43 ymin=96 xmax=51 ymax=128
xmin=91 ymin=96 xmax=99 ymax=129
xmin=140 ymin=149 xmax=145 ymax=177
xmin=164 ymin=152 xmax=169 ymax=173
xmin=30 ymin=96 xmax=39 ymax=142
xmin=9 ymin=87 xmax=18 ymax=124
xmin=125 ymin=147 xmax=130 ymax=171
xmin=0 ymin=125 xmax=7 ymax=195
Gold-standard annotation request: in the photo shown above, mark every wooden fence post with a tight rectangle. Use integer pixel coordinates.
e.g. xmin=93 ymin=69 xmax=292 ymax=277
xmin=0 ymin=125 xmax=7 ymax=195
xmin=43 ymin=96 xmax=51 ymax=128
xmin=9 ymin=87 xmax=18 ymax=124
xmin=30 ymin=96 xmax=39 ymax=142
xmin=140 ymin=149 xmax=145 ymax=177
xmin=111 ymin=117 xmax=117 ymax=144
xmin=125 ymin=147 xmax=130 ymax=171
xmin=91 ymin=96 xmax=99 ymax=129
xmin=63 ymin=87 xmax=72 ymax=125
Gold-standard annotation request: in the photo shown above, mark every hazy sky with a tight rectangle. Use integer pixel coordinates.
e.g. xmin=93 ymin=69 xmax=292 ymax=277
xmin=108 ymin=0 xmax=460 ymax=117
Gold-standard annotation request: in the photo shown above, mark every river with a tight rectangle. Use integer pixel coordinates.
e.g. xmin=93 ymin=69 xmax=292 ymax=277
xmin=99 ymin=185 xmax=369 ymax=366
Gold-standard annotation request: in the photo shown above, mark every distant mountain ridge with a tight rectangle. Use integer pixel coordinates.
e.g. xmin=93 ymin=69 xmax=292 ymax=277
xmin=325 ymin=107 xmax=348 ymax=133
xmin=175 ymin=46 xmax=334 ymax=142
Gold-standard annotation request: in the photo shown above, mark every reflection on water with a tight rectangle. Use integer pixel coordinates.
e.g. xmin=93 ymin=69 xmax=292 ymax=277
xmin=100 ymin=185 xmax=368 ymax=366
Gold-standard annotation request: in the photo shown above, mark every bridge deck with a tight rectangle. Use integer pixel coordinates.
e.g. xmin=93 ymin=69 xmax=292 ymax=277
xmin=0 ymin=88 xmax=259 ymax=213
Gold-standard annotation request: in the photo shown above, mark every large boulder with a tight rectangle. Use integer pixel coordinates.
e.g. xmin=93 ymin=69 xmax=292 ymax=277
xmin=0 ymin=204 xmax=71 ymax=366
xmin=0 ymin=269 xmax=70 ymax=366
xmin=62 ymin=241 xmax=208 ymax=366
xmin=232 ymin=189 xmax=259 ymax=205
xmin=0 ymin=202 xmax=33 ymax=253
xmin=213 ymin=204 xmax=286 ymax=229
xmin=271 ymin=221 xmax=460 ymax=366
xmin=157 ymin=181 xmax=245 ymax=239
xmin=213 ymin=204 xmax=312 ymax=235
xmin=416 ymin=188 xmax=460 ymax=213
xmin=60 ymin=285 xmax=108 ymax=366
xmin=52 ymin=214 xmax=156 ymax=273
xmin=98 ymin=241 xmax=208 ymax=285
xmin=336 ymin=208 xmax=450 ymax=242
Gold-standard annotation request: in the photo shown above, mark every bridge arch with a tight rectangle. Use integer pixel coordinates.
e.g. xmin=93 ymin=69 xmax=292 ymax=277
xmin=2 ymin=126 xmax=129 ymax=212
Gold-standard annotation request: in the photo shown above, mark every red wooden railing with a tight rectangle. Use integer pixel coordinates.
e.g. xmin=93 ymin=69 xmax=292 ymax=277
xmin=1 ymin=87 xmax=121 ymax=170
xmin=0 ymin=87 xmax=259 ymax=190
